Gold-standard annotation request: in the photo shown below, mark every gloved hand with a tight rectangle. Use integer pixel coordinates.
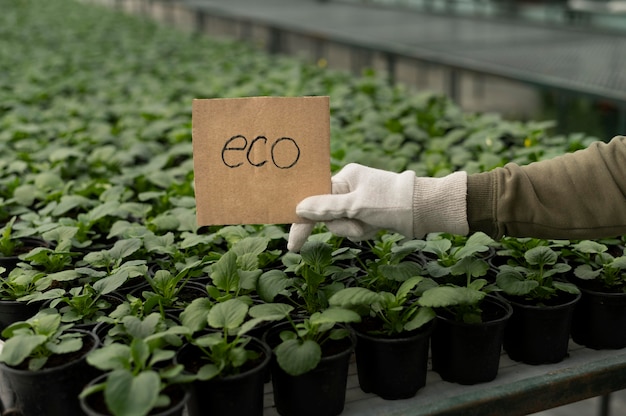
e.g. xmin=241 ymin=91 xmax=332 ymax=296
xmin=287 ymin=163 xmax=469 ymax=251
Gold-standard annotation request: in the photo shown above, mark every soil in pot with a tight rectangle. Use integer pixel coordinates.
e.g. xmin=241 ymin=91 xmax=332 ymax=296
xmin=571 ymin=281 xmax=626 ymax=349
xmin=264 ymin=321 xmax=355 ymax=416
xmin=0 ymin=329 xmax=100 ymax=416
xmin=431 ymin=295 xmax=512 ymax=385
xmin=176 ymin=336 xmax=271 ymax=416
xmin=352 ymin=317 xmax=433 ymax=400
xmin=499 ymin=291 xmax=580 ymax=364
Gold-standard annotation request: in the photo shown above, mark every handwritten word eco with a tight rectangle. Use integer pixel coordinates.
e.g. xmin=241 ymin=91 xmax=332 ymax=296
xmin=221 ymin=135 xmax=301 ymax=169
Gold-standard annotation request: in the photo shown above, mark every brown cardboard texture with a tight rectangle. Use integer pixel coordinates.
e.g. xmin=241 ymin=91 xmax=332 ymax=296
xmin=192 ymin=96 xmax=331 ymax=225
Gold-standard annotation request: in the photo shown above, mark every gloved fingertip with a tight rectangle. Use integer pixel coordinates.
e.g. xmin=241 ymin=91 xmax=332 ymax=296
xmin=287 ymin=223 xmax=315 ymax=252
xmin=287 ymin=241 xmax=301 ymax=252
xmin=287 ymin=237 xmax=303 ymax=252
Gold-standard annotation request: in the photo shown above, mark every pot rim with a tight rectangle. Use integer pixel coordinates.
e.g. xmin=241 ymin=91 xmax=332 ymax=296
xmin=80 ymin=373 xmax=191 ymax=416
xmin=497 ymin=290 xmax=582 ymax=310
xmin=435 ymin=294 xmax=513 ymax=327
xmin=0 ymin=298 xmax=41 ymax=305
xmin=263 ymin=320 xmax=356 ymax=361
xmin=0 ymin=329 xmax=99 ymax=375
xmin=176 ymin=335 xmax=272 ymax=381
xmin=576 ymin=284 xmax=626 ymax=298
xmin=351 ymin=319 xmax=434 ymax=343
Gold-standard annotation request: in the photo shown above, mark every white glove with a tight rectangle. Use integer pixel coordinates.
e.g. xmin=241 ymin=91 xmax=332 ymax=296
xmin=287 ymin=163 xmax=469 ymax=251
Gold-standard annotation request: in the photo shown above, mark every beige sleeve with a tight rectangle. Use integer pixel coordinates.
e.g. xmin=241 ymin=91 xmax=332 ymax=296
xmin=413 ymin=171 xmax=468 ymax=238
xmin=467 ymin=135 xmax=626 ymax=240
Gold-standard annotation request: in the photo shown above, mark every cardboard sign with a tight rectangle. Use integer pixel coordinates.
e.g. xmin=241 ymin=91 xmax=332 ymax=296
xmin=192 ymin=96 xmax=331 ymax=226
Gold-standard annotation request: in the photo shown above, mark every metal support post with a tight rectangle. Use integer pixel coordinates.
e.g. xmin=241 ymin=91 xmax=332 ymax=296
xmin=599 ymin=393 xmax=611 ymax=416
xmin=448 ymin=68 xmax=459 ymax=104
xmin=618 ymin=103 xmax=626 ymax=135
xmin=195 ymin=10 xmax=206 ymax=34
xmin=385 ymin=53 xmax=396 ymax=85
xmin=268 ymin=27 xmax=282 ymax=55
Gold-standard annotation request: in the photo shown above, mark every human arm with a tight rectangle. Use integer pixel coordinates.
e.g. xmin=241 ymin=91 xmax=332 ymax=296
xmin=287 ymin=163 xmax=468 ymax=251
xmin=288 ymin=135 xmax=626 ymax=251
xmin=469 ymin=135 xmax=626 ymax=240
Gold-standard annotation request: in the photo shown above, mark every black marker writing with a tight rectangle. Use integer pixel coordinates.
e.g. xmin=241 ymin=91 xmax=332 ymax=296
xmin=221 ymin=135 xmax=300 ymax=169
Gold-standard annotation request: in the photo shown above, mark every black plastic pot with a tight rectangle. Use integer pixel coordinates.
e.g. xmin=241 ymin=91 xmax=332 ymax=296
xmin=499 ymin=291 xmax=581 ymax=364
xmin=175 ymin=336 xmax=271 ymax=416
xmin=571 ymin=284 xmax=626 ymax=350
xmin=352 ymin=320 xmax=433 ymax=400
xmin=0 ymin=299 xmax=42 ymax=333
xmin=0 ymin=329 xmax=100 ymax=416
xmin=0 ymin=237 xmax=50 ymax=272
xmin=431 ymin=295 xmax=512 ymax=385
xmin=264 ymin=320 xmax=355 ymax=416
xmin=80 ymin=373 xmax=190 ymax=416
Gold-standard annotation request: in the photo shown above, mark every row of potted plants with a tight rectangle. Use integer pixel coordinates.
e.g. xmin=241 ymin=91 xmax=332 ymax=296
xmin=2 ymin=1 xmax=626 ymax=415
xmin=1 ymin=229 xmax=626 ymax=415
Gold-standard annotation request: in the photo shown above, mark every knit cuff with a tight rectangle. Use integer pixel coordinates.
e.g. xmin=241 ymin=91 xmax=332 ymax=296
xmin=413 ymin=171 xmax=469 ymax=237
